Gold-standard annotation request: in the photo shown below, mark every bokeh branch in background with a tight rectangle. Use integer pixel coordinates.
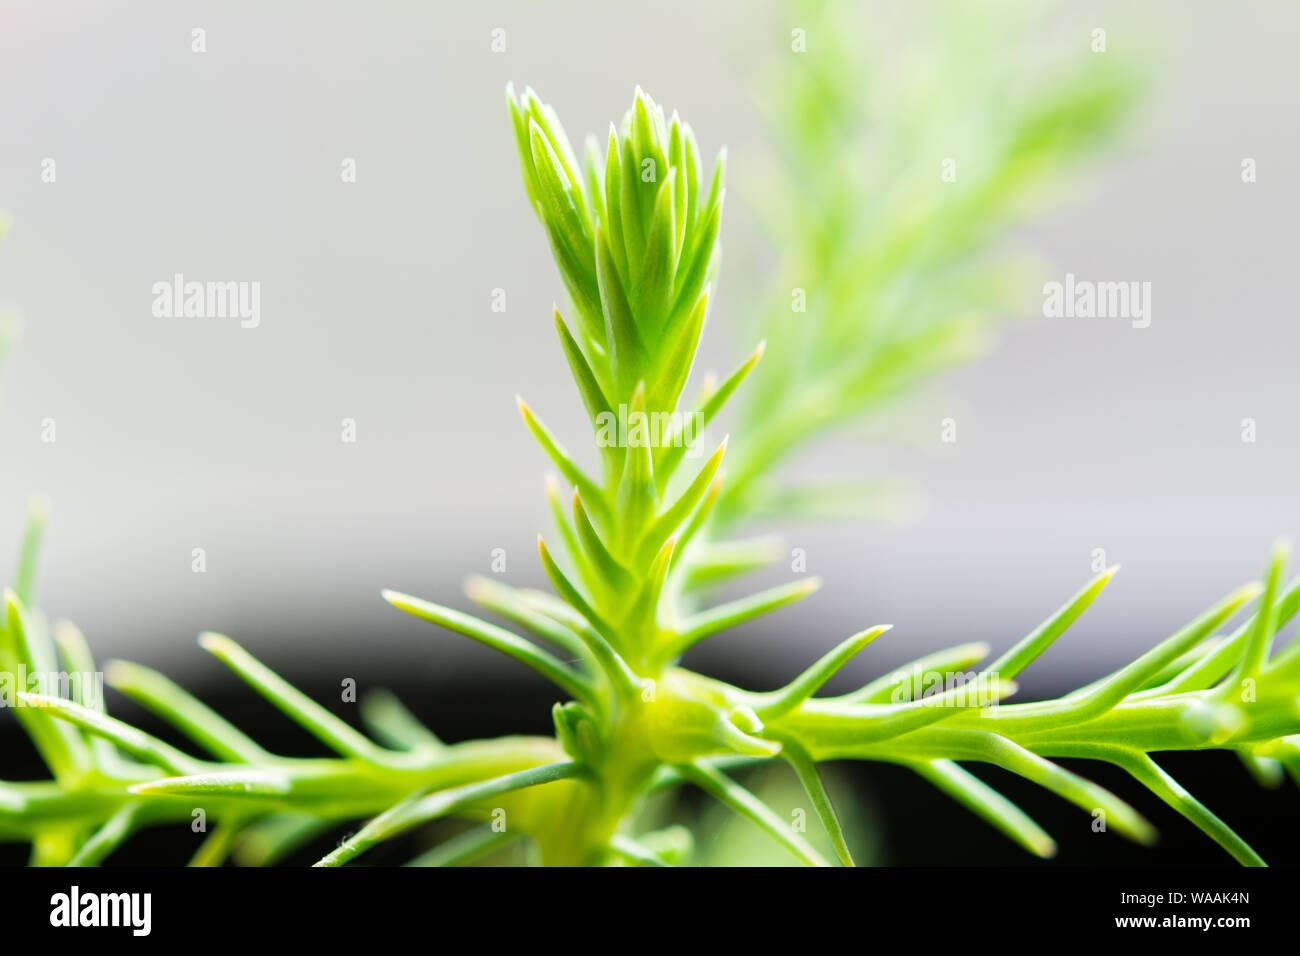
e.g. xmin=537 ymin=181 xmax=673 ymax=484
xmin=720 ymin=0 xmax=1142 ymax=525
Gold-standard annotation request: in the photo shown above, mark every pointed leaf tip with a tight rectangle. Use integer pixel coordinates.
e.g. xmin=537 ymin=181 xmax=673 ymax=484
xmin=197 ymin=631 xmax=230 ymax=653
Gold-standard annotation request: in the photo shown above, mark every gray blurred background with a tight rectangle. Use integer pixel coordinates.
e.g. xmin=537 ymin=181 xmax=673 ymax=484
xmin=0 ymin=0 xmax=1297 ymax=699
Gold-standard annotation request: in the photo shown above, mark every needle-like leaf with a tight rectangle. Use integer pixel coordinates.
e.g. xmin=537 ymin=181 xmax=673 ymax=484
xmin=198 ymin=632 xmax=395 ymax=765
xmin=753 ymin=625 xmax=891 ymax=719
xmin=315 ymin=761 xmax=581 ymax=867
xmin=657 ymin=339 xmax=763 ymax=482
xmin=678 ymin=761 xmax=830 ymax=867
xmin=105 ymin=658 xmax=271 ymax=763
xmin=14 ymin=495 xmax=48 ymax=608
xmin=65 ymin=803 xmax=142 ymax=867
xmin=16 ymin=692 xmax=199 ymax=776
xmin=664 ymin=578 xmax=821 ymax=659
xmin=1115 ymin=751 xmax=1265 ymax=866
xmin=983 ymin=565 xmax=1118 ymax=679
xmin=358 ymin=688 xmax=444 ymax=754
xmin=771 ymin=733 xmax=855 ymax=866
xmin=383 ymin=591 xmax=595 ymax=705
xmin=912 ymin=759 xmax=1056 ymax=859
xmin=517 ymin=397 xmax=608 ymax=516
xmin=636 ymin=438 xmax=726 ymax=566
xmin=843 ymin=642 xmax=991 ymax=704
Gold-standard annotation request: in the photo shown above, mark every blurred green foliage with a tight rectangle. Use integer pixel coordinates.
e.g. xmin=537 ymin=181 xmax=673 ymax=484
xmin=721 ymin=0 xmax=1142 ymax=522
